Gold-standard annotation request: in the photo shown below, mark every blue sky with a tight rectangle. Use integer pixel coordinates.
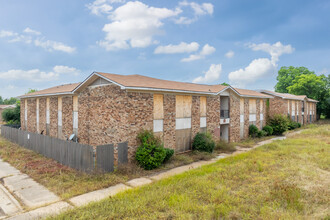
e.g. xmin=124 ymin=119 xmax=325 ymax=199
xmin=0 ymin=0 xmax=329 ymax=98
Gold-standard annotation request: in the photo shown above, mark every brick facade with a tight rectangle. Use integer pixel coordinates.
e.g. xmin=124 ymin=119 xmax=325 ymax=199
xmin=39 ymin=98 xmax=47 ymax=134
xmin=207 ymin=96 xmax=220 ymax=141
xmin=62 ymin=96 xmax=73 ymax=139
xmin=229 ymin=91 xmax=240 ymax=142
xmin=191 ymin=96 xmax=200 ymax=138
xmin=20 ymin=99 xmax=25 ymax=130
xmin=244 ymin=98 xmax=249 ymax=138
xmin=256 ymin=99 xmax=261 ymax=129
xmin=163 ymin=94 xmax=176 ymax=149
xmin=49 ymin=97 xmax=58 ymax=138
xmin=27 ymin=99 xmax=37 ymax=133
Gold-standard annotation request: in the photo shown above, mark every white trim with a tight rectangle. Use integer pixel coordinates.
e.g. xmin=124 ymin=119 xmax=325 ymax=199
xmin=73 ymin=112 xmax=78 ymax=129
xmin=260 ymin=113 xmax=264 ymax=121
xmin=200 ymin=117 xmax=206 ymax=128
xmin=176 ymin=118 xmax=191 ymax=130
xmin=240 ymin=115 xmax=244 ymax=123
xmin=46 ymin=110 xmax=50 ymax=124
xmin=58 ymin=111 xmax=62 ymax=126
xmin=153 ymin=119 xmax=163 ymax=132
xmin=20 ymin=92 xmax=72 ymax=99
xmin=249 ymin=114 xmax=256 ymax=122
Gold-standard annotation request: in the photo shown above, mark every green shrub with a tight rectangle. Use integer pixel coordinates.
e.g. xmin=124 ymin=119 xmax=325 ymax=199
xmin=215 ymin=140 xmax=236 ymax=152
xmin=192 ymin=132 xmax=215 ymax=153
xmin=249 ymin=124 xmax=259 ymax=137
xmin=288 ymin=121 xmax=301 ymax=130
xmin=267 ymin=114 xmax=289 ymax=135
xmin=2 ymin=104 xmax=20 ymax=124
xmin=262 ymin=125 xmax=273 ymax=136
xmin=163 ymin=148 xmax=174 ymax=163
xmin=135 ymin=143 xmax=166 ymax=170
xmin=135 ymin=130 xmax=174 ymax=170
xmin=257 ymin=130 xmax=267 ymax=138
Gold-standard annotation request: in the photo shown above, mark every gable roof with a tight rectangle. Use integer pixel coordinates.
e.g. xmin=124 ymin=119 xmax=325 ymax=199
xmin=0 ymin=104 xmax=16 ymax=109
xmin=235 ymin=88 xmax=272 ymax=98
xmin=19 ymin=72 xmax=272 ymax=99
xmin=260 ymin=90 xmax=318 ymax=102
xmin=19 ymin=83 xmax=80 ymax=98
xmin=74 ymin=72 xmax=271 ymax=98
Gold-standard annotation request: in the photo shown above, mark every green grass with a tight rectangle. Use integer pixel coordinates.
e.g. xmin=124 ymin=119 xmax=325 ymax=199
xmin=0 ymin=136 xmax=217 ymax=200
xmin=51 ymin=122 xmax=330 ymax=219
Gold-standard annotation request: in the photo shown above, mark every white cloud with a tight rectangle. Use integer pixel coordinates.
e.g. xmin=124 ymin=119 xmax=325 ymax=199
xmin=154 ymin=42 xmax=199 ymax=54
xmin=248 ymin=41 xmax=294 ymax=64
xmin=34 ymin=39 xmax=76 ymax=53
xmin=225 ymin=50 xmax=234 ymax=58
xmin=193 ymin=63 xmax=222 ymax=84
xmin=181 ymin=44 xmax=215 ymax=62
xmin=23 ymin=27 xmax=41 ymax=35
xmin=86 ymin=0 xmax=125 ymax=15
xmin=98 ymin=1 xmax=181 ymax=51
xmin=228 ymin=41 xmax=294 ymax=87
xmin=175 ymin=1 xmax=213 ymax=24
xmin=0 ymin=30 xmax=16 ymax=37
xmin=228 ymin=58 xmax=276 ymax=87
xmin=0 ymin=28 xmax=76 ymax=53
xmin=0 ymin=65 xmax=80 ymax=82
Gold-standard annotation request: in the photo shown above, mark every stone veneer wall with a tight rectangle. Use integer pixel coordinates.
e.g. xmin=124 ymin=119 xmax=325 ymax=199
xmin=207 ymin=96 xmax=220 ymax=141
xmin=243 ymin=98 xmax=249 ymax=138
xmin=268 ymin=96 xmax=287 ymax=117
xmin=27 ymin=99 xmax=37 ymax=133
xmin=256 ymin=99 xmax=261 ymax=129
xmin=39 ymin=98 xmax=47 ymax=134
xmin=20 ymin=99 xmax=25 ymax=130
xmin=62 ymin=96 xmax=73 ymax=140
xmin=49 ymin=97 xmax=58 ymax=138
xmin=229 ymin=91 xmax=240 ymax=142
xmin=78 ymin=84 xmax=153 ymax=161
xmin=163 ymin=94 xmax=176 ymax=149
xmin=191 ymin=96 xmax=200 ymax=138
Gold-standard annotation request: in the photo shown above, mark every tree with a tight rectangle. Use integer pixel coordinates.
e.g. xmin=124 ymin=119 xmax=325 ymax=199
xmin=2 ymin=102 xmax=20 ymax=124
xmin=220 ymin=82 xmax=230 ymax=86
xmin=275 ymin=66 xmax=314 ymax=93
xmin=26 ymin=88 xmax=38 ymax=94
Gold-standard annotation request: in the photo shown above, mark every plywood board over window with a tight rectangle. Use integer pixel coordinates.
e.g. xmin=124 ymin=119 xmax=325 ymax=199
xmin=176 ymin=95 xmax=192 ymax=118
xmin=200 ymin=96 xmax=206 ymax=117
xmin=249 ymin=99 xmax=256 ymax=114
xmin=153 ymin=94 xmax=164 ymax=120
xmin=73 ymin=96 xmax=78 ymax=112
xmin=260 ymin=100 xmax=263 ymax=113
xmin=240 ymin=98 xmax=244 ymax=114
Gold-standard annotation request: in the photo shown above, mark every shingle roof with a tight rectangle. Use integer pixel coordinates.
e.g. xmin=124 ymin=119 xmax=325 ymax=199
xmin=20 ymin=83 xmax=80 ymax=98
xmin=0 ymin=104 xmax=16 ymax=109
xmin=97 ymin=72 xmax=228 ymax=94
xmin=260 ymin=90 xmax=318 ymax=102
xmin=234 ymin=88 xmax=272 ymax=98
xmin=18 ymin=72 xmax=273 ymax=99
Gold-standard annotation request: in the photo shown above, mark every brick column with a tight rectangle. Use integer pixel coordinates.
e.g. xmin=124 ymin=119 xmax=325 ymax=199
xmin=207 ymin=95 xmax=220 ymax=141
xmin=191 ymin=96 xmax=200 ymax=138
xmin=163 ymin=94 xmax=176 ymax=149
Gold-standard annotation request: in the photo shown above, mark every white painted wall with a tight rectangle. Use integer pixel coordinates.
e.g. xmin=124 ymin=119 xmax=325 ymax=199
xmin=153 ymin=119 xmax=163 ymax=132
xmin=249 ymin=114 xmax=256 ymax=121
xmin=176 ymin=118 xmax=191 ymax=130
xmin=200 ymin=117 xmax=206 ymax=128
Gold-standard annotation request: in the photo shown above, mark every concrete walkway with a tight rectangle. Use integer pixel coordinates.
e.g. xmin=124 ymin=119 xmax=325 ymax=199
xmin=0 ymin=159 xmax=64 ymax=219
xmin=3 ymin=133 xmax=294 ymax=219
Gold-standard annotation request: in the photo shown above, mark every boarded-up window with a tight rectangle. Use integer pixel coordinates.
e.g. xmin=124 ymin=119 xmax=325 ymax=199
xmin=249 ymin=99 xmax=256 ymax=114
xmin=292 ymin=101 xmax=295 ymax=111
xmin=176 ymin=95 xmax=192 ymax=118
xmin=200 ymin=96 xmax=206 ymax=117
xmin=153 ymin=94 xmax=164 ymax=119
xmin=73 ymin=96 xmax=78 ymax=112
xmin=240 ymin=98 xmax=244 ymax=114
xmin=46 ymin=98 xmax=50 ymax=124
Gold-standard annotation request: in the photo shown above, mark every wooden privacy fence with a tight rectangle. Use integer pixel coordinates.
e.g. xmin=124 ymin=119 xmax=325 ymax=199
xmin=0 ymin=125 xmax=128 ymax=173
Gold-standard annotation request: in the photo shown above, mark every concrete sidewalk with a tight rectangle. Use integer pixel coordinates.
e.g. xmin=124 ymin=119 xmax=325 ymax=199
xmin=3 ymin=133 xmax=294 ymax=219
xmin=0 ymin=159 xmax=63 ymax=219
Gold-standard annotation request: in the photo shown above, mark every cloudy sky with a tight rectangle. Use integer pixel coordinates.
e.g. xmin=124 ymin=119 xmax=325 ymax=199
xmin=0 ymin=0 xmax=329 ymax=98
